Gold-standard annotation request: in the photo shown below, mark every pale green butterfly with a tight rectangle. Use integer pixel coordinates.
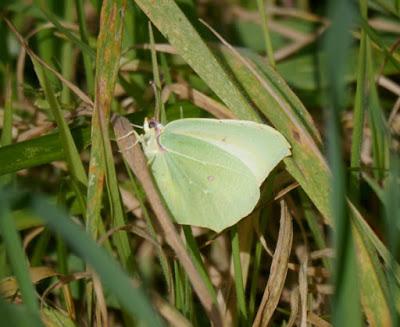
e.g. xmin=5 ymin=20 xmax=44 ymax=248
xmin=139 ymin=118 xmax=291 ymax=233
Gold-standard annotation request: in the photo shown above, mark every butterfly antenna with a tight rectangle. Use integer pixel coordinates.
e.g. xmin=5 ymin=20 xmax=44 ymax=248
xmin=130 ymin=123 xmax=143 ymax=129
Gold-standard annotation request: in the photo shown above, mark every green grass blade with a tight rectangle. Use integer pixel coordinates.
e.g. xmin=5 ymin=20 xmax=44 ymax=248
xmin=256 ymin=0 xmax=275 ymax=67
xmin=231 ymin=226 xmax=248 ymax=325
xmin=358 ymin=17 xmax=400 ymax=71
xmin=365 ymin=44 xmax=390 ymax=180
xmin=0 ymin=65 xmax=13 ymax=147
xmin=323 ymin=1 xmax=362 ymax=326
xmin=74 ymin=0 xmax=95 ymax=95
xmin=182 ymin=226 xmax=218 ymax=304
xmin=36 ymin=4 xmax=96 ymax=59
xmin=0 ymin=125 xmax=91 ymax=176
xmin=148 ymin=22 xmax=165 ymax=123
xmin=349 ymin=23 xmax=368 ymax=200
xmin=383 ymin=154 xmax=400 ymax=324
xmin=0 ymin=65 xmax=14 ymax=184
xmin=60 ymin=0 xmax=74 ymax=104
xmin=0 ymin=113 xmax=144 ymax=176
xmin=351 ymin=216 xmax=392 ymax=326
xmin=0 ymin=191 xmax=41 ymax=321
xmin=0 ymin=296 xmax=43 ymax=327
xmin=39 ymin=70 xmax=88 ymax=186
xmin=372 ymin=0 xmax=400 ymax=16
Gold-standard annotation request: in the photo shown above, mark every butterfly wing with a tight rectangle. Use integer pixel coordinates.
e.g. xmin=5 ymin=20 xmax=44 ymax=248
xmin=149 ymin=132 xmax=260 ymax=232
xmin=164 ymin=118 xmax=290 ymax=185
xmin=163 ymin=118 xmax=291 ymax=185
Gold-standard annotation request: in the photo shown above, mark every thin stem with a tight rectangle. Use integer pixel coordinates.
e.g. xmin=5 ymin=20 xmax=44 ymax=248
xmin=256 ymin=0 xmax=276 ymax=67
xmin=231 ymin=225 xmax=248 ymax=325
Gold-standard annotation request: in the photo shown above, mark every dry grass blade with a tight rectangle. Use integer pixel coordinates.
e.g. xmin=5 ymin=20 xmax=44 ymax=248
xmin=97 ymin=223 xmax=162 ymax=252
xmin=308 ymin=312 xmax=332 ymax=327
xmin=0 ymin=266 xmax=60 ymax=298
xmin=152 ymin=292 xmax=192 ymax=327
xmin=296 ymin=246 xmax=309 ymax=327
xmin=112 ymin=115 xmax=223 ymax=326
xmin=92 ymin=273 xmax=108 ymax=326
xmin=253 ymin=200 xmax=293 ymax=327
xmin=161 ymin=83 xmax=236 ymax=119
xmin=287 ymin=287 xmax=299 ymax=327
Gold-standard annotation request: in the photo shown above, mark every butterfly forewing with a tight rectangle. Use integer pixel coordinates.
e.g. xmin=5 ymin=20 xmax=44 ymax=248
xmin=163 ymin=118 xmax=291 ymax=185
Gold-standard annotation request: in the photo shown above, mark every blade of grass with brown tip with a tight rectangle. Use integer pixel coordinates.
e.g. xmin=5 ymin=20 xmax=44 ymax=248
xmin=86 ymin=0 xmax=131 ymax=267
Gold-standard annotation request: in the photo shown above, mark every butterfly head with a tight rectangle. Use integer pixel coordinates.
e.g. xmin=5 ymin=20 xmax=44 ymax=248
xmin=142 ymin=118 xmax=166 ymax=158
xmin=144 ymin=117 xmax=163 ymax=133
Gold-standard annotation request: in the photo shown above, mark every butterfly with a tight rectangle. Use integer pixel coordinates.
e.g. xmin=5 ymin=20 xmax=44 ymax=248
xmin=138 ymin=118 xmax=291 ymax=233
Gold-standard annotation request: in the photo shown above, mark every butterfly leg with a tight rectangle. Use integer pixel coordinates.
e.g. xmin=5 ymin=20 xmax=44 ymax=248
xmin=116 ymin=129 xmax=139 ymax=140
xmin=117 ymin=129 xmax=143 ymax=152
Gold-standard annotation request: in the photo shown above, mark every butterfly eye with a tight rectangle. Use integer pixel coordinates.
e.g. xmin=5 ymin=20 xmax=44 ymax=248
xmin=148 ymin=118 xmax=158 ymax=129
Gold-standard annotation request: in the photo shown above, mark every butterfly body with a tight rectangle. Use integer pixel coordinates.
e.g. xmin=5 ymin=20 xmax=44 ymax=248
xmin=140 ymin=118 xmax=291 ymax=232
